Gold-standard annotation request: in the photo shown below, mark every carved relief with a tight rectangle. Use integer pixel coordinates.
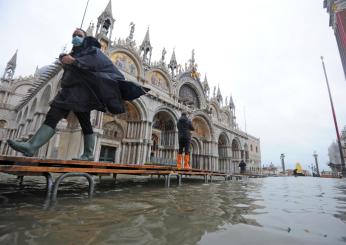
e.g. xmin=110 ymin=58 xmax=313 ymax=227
xmin=103 ymin=121 xmax=124 ymax=140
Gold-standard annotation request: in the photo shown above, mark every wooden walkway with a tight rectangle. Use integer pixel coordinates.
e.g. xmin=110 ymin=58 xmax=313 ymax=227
xmin=0 ymin=156 xmax=234 ymax=201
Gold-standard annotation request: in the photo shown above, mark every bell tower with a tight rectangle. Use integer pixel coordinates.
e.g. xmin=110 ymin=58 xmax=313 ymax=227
xmin=95 ymin=0 xmax=115 ymax=51
xmin=2 ymin=50 xmax=17 ymax=82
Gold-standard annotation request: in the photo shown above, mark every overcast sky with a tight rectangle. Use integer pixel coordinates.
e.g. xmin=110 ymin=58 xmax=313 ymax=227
xmin=1 ymin=0 xmax=345 ymax=170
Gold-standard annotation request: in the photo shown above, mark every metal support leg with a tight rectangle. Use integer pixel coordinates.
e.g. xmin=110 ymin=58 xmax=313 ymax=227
xmin=17 ymin=176 xmax=24 ymax=186
xmin=51 ymin=172 xmax=94 ymax=202
xmin=204 ymin=175 xmax=208 ymax=184
xmin=165 ymin=174 xmax=171 ymax=187
xmin=209 ymin=175 xmax=212 ymax=183
xmin=44 ymin=172 xmax=53 ymax=195
xmin=177 ymin=174 xmax=182 ymax=186
xmin=113 ymin=174 xmax=117 ymax=184
xmin=0 ymin=195 xmax=8 ymax=205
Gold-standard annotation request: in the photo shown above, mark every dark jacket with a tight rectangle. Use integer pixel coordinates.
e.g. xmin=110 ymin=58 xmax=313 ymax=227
xmin=51 ymin=36 xmax=149 ymax=113
xmin=177 ymin=115 xmax=194 ymax=139
xmin=239 ymin=161 xmax=246 ymax=170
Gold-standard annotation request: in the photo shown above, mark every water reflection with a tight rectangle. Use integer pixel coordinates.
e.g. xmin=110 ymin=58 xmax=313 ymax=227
xmin=0 ymin=174 xmax=346 ymax=245
xmin=334 ymin=181 xmax=346 ymax=225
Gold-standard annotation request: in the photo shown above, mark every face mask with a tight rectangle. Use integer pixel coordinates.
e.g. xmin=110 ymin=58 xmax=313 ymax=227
xmin=72 ymin=36 xmax=84 ymax=46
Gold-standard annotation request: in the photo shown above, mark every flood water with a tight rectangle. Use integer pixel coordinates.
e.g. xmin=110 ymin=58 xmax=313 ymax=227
xmin=0 ymin=174 xmax=345 ymax=245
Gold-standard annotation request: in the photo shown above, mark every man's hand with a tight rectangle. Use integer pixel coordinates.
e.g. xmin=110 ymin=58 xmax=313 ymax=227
xmin=61 ymin=55 xmax=75 ymax=64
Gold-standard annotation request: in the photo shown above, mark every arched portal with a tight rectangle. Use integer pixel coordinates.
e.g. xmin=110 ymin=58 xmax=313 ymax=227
xmin=218 ymin=133 xmax=230 ymax=172
xmin=232 ymin=138 xmax=241 ymax=173
xmin=244 ymin=143 xmax=249 ymax=162
xmin=102 ymin=101 xmax=143 ymax=164
xmin=151 ymin=110 xmax=176 ymax=165
xmin=150 ymin=134 xmax=159 ymax=159
xmin=190 ymin=137 xmax=201 ymax=169
xmin=232 ymin=138 xmax=241 ymax=159
xmin=191 ymin=115 xmax=213 ymax=170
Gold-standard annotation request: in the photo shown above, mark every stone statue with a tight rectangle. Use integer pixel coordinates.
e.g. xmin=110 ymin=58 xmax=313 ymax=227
xmin=128 ymin=22 xmax=135 ymax=40
xmin=161 ymin=48 xmax=166 ymax=63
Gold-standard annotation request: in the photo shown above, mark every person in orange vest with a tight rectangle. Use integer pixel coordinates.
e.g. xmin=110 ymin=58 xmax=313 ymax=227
xmin=176 ymin=111 xmax=194 ymax=169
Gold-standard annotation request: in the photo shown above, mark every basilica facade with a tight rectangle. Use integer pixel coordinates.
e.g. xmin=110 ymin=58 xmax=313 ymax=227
xmin=0 ymin=1 xmax=261 ymax=173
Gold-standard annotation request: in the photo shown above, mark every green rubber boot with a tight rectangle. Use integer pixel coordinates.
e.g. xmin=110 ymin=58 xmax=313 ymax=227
xmin=7 ymin=124 xmax=55 ymax=157
xmin=74 ymin=134 xmax=95 ymax=161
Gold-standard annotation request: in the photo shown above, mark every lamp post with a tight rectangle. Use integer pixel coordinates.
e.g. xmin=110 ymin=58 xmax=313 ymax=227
xmin=313 ymin=151 xmax=320 ymax=177
xmin=280 ymin=153 xmax=285 ymax=175
xmin=320 ymin=57 xmax=346 ymax=175
xmin=310 ymin=164 xmax=314 ymax=176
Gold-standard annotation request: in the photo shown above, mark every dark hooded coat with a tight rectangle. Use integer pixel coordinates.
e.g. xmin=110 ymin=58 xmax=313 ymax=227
xmin=51 ymin=36 xmax=149 ymax=114
xmin=239 ymin=161 xmax=246 ymax=171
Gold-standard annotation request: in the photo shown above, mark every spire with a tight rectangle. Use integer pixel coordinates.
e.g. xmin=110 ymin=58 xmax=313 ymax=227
xmin=104 ymin=0 xmax=113 ymax=17
xmin=2 ymin=50 xmax=17 ymax=80
xmin=140 ymin=27 xmax=153 ymax=64
xmin=217 ymin=85 xmax=223 ymax=104
xmin=204 ymin=74 xmax=208 ymax=82
xmin=229 ymin=95 xmax=235 ymax=109
xmin=142 ymin=27 xmax=151 ymax=45
xmin=169 ymin=49 xmax=177 ymax=67
xmin=202 ymin=73 xmax=210 ymax=97
xmin=96 ymin=0 xmax=115 ymax=41
xmin=8 ymin=50 xmax=17 ymax=67
xmin=168 ymin=49 xmax=178 ymax=79
xmin=34 ymin=65 xmax=39 ymax=78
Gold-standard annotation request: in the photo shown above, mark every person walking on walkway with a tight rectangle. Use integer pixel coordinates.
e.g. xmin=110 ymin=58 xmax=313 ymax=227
xmin=7 ymin=28 xmax=148 ymax=160
xmin=239 ymin=160 xmax=247 ymax=174
xmin=176 ymin=111 xmax=194 ymax=169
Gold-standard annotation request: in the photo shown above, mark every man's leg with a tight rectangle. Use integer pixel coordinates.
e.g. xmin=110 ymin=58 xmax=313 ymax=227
xmin=74 ymin=111 xmax=95 ymax=161
xmin=7 ymin=107 xmax=67 ymax=157
xmin=176 ymin=138 xmax=184 ymax=169
xmin=183 ymin=138 xmax=191 ymax=169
